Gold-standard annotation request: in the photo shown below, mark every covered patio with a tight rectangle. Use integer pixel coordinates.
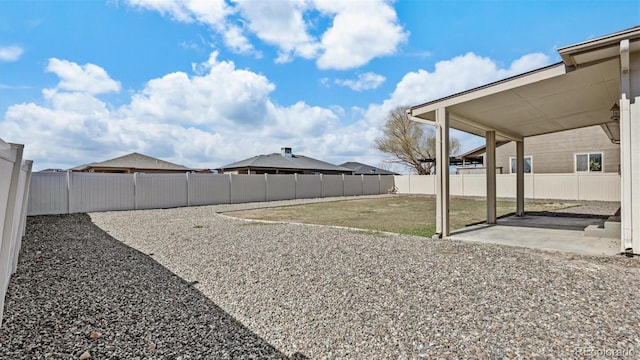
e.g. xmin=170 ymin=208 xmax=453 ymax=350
xmin=409 ymin=26 xmax=640 ymax=255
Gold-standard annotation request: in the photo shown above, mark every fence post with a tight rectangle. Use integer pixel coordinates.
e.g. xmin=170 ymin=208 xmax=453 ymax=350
xmin=19 ymin=161 xmax=33 ymax=239
xmin=294 ymin=173 xmax=298 ymax=199
xmin=576 ymin=172 xmax=581 ymax=201
xmin=66 ymin=170 xmax=72 ymax=214
xmin=186 ymin=172 xmax=191 ymax=207
xmin=531 ymin=173 xmax=535 ymax=200
xmin=320 ymin=174 xmax=324 ymax=198
xmin=228 ymin=174 xmax=233 ymax=204
xmin=265 ymin=173 xmax=269 ymax=202
xmin=342 ymin=174 xmax=345 ymax=196
xmin=133 ymin=173 xmax=139 ymax=210
xmin=12 ymin=160 xmax=33 ymax=273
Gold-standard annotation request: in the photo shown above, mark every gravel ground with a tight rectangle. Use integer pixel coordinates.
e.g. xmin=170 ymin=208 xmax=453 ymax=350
xmin=0 ymin=214 xmax=292 ymax=359
xmin=2 ymin=196 xmax=638 ymax=359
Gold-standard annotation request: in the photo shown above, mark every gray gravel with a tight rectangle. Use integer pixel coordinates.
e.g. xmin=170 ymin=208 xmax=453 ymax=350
xmin=83 ymin=199 xmax=639 ymax=358
xmin=0 ymin=214 xmax=291 ymax=359
xmin=2 ymin=196 xmax=637 ymax=359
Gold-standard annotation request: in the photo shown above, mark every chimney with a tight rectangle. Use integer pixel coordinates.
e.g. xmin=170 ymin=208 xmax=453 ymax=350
xmin=281 ymin=147 xmax=293 ymax=158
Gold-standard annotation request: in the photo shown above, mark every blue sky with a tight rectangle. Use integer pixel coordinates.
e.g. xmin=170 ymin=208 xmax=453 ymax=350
xmin=1 ymin=0 xmax=638 ymax=172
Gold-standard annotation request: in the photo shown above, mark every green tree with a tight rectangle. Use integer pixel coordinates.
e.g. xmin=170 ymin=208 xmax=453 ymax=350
xmin=375 ymin=106 xmax=460 ymax=174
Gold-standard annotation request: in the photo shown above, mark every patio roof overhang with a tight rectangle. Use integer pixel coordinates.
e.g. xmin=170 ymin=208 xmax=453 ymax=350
xmin=409 ymin=26 xmax=639 ymax=142
xmin=409 ymin=60 xmax=620 ymax=142
xmin=408 ymin=26 xmax=640 ymax=255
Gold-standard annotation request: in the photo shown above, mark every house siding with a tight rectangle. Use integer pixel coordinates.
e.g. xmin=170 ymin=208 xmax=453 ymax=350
xmin=493 ymin=125 xmax=620 ymax=173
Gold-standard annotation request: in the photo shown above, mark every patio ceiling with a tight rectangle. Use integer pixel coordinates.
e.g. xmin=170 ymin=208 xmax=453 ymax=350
xmin=409 ymin=58 xmax=620 ymax=142
xmin=410 ymin=26 xmax=640 ymax=142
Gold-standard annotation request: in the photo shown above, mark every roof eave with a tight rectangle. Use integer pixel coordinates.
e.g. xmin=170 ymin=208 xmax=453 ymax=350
xmin=558 ymin=26 xmax=640 ymax=67
xmin=409 ymin=62 xmax=566 ymax=119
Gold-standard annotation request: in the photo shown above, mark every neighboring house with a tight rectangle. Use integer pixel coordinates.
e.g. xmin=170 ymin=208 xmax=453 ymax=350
xmin=339 ymin=162 xmax=398 ymax=175
xmin=455 ymin=126 xmax=620 ymax=174
xmin=455 ymin=141 xmax=509 ymax=174
xmin=217 ymin=147 xmax=353 ymax=175
xmin=70 ymin=152 xmax=208 ymax=173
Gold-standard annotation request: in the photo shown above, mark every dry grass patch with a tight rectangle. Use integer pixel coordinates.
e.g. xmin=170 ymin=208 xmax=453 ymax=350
xmin=224 ymin=195 xmax=576 ymax=237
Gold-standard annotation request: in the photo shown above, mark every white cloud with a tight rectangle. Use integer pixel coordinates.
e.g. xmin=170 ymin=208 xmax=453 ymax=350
xmin=0 ymin=45 xmax=24 ymax=62
xmin=47 ymin=58 xmax=121 ymax=94
xmin=356 ymin=52 xmax=553 ymax=160
xmin=386 ymin=52 xmax=552 ymax=110
xmin=124 ymin=0 xmax=407 ymax=70
xmin=315 ymin=0 xmax=408 ymax=69
xmin=508 ymin=53 xmax=553 ymax=75
xmin=222 ymin=23 xmax=256 ymax=55
xmin=0 ymin=53 xmax=345 ymax=170
xmin=127 ymin=0 xmax=230 ymax=25
xmin=127 ymin=0 xmax=254 ymax=55
xmin=335 ymin=72 xmax=386 ymax=91
xmin=234 ymin=0 xmax=319 ymax=62
xmin=0 ymin=51 xmax=552 ymax=172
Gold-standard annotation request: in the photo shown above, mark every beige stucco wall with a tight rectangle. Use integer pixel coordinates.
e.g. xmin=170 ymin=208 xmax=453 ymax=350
xmin=491 ymin=125 xmax=620 ymax=174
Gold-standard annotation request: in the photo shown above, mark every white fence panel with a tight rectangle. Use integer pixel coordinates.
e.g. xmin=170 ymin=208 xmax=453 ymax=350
xmin=394 ymin=175 xmax=410 ymax=193
xmin=344 ymin=175 xmax=363 ymax=196
xmin=408 ymin=175 xmax=436 ymax=195
xmin=449 ymin=175 xmax=463 ymax=196
xmin=266 ymin=174 xmax=295 ymax=201
xmin=0 ymin=148 xmax=17 ymax=327
xmin=461 ymin=174 xmax=486 ymax=197
xmin=27 ymin=172 xmax=68 ymax=215
xmin=577 ymin=173 xmax=621 ymax=201
xmin=230 ymin=174 xmax=266 ymax=203
xmin=0 ymin=141 xmax=32 ymax=326
xmin=363 ymin=175 xmax=380 ymax=195
xmin=322 ymin=175 xmax=344 ymax=197
xmin=496 ymin=174 xmax=515 ymax=198
xmin=495 ymin=174 xmax=535 ymax=198
xmin=0 ymin=154 xmax=18 ymax=322
xmin=136 ymin=173 xmax=187 ymax=209
xmin=296 ymin=175 xmax=322 ymax=199
xmin=9 ymin=161 xmax=32 ymax=274
xmin=395 ymin=173 xmax=619 ymax=202
xmin=532 ymin=174 xmax=578 ymax=200
xmin=70 ymin=173 xmax=134 ymax=213
xmin=188 ymin=174 xmax=231 ymax=206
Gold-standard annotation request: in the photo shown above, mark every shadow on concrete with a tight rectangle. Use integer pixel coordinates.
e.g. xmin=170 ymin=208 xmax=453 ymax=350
xmin=465 ymin=211 xmax=608 ymax=231
xmin=0 ymin=214 xmax=306 ymax=359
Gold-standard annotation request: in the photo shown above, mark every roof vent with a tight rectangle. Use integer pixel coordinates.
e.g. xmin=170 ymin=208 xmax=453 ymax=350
xmin=281 ymin=147 xmax=293 ymax=158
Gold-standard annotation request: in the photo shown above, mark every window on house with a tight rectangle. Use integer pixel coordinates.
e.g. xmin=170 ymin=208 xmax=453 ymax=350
xmin=576 ymin=153 xmax=603 ymax=172
xmin=509 ymin=156 xmax=532 ymax=174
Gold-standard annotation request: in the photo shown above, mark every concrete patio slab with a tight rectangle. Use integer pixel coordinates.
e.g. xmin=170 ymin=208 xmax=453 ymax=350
xmin=448 ymin=215 xmax=620 ymax=256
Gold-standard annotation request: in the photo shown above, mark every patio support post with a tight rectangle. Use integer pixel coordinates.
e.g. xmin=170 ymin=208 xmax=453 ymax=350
xmin=516 ymin=140 xmax=525 ymax=217
xmin=435 ymin=107 xmax=450 ymax=237
xmin=619 ymin=38 xmax=638 ymax=254
xmin=486 ymin=130 xmax=497 ymax=224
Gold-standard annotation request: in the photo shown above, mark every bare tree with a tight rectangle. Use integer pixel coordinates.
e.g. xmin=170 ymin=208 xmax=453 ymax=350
xmin=375 ymin=106 xmax=460 ymax=174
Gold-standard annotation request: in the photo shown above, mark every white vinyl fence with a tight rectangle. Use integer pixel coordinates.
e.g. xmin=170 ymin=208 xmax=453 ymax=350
xmin=0 ymin=140 xmax=33 ymax=325
xmin=27 ymin=172 xmax=396 ymax=216
xmin=394 ymin=173 xmax=621 ymax=201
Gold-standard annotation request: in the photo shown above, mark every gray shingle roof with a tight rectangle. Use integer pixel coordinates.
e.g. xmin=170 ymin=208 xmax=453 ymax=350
xmin=218 ymin=153 xmax=352 ymax=173
xmin=339 ymin=162 xmax=398 ymax=175
xmin=71 ymin=152 xmax=195 ymax=171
